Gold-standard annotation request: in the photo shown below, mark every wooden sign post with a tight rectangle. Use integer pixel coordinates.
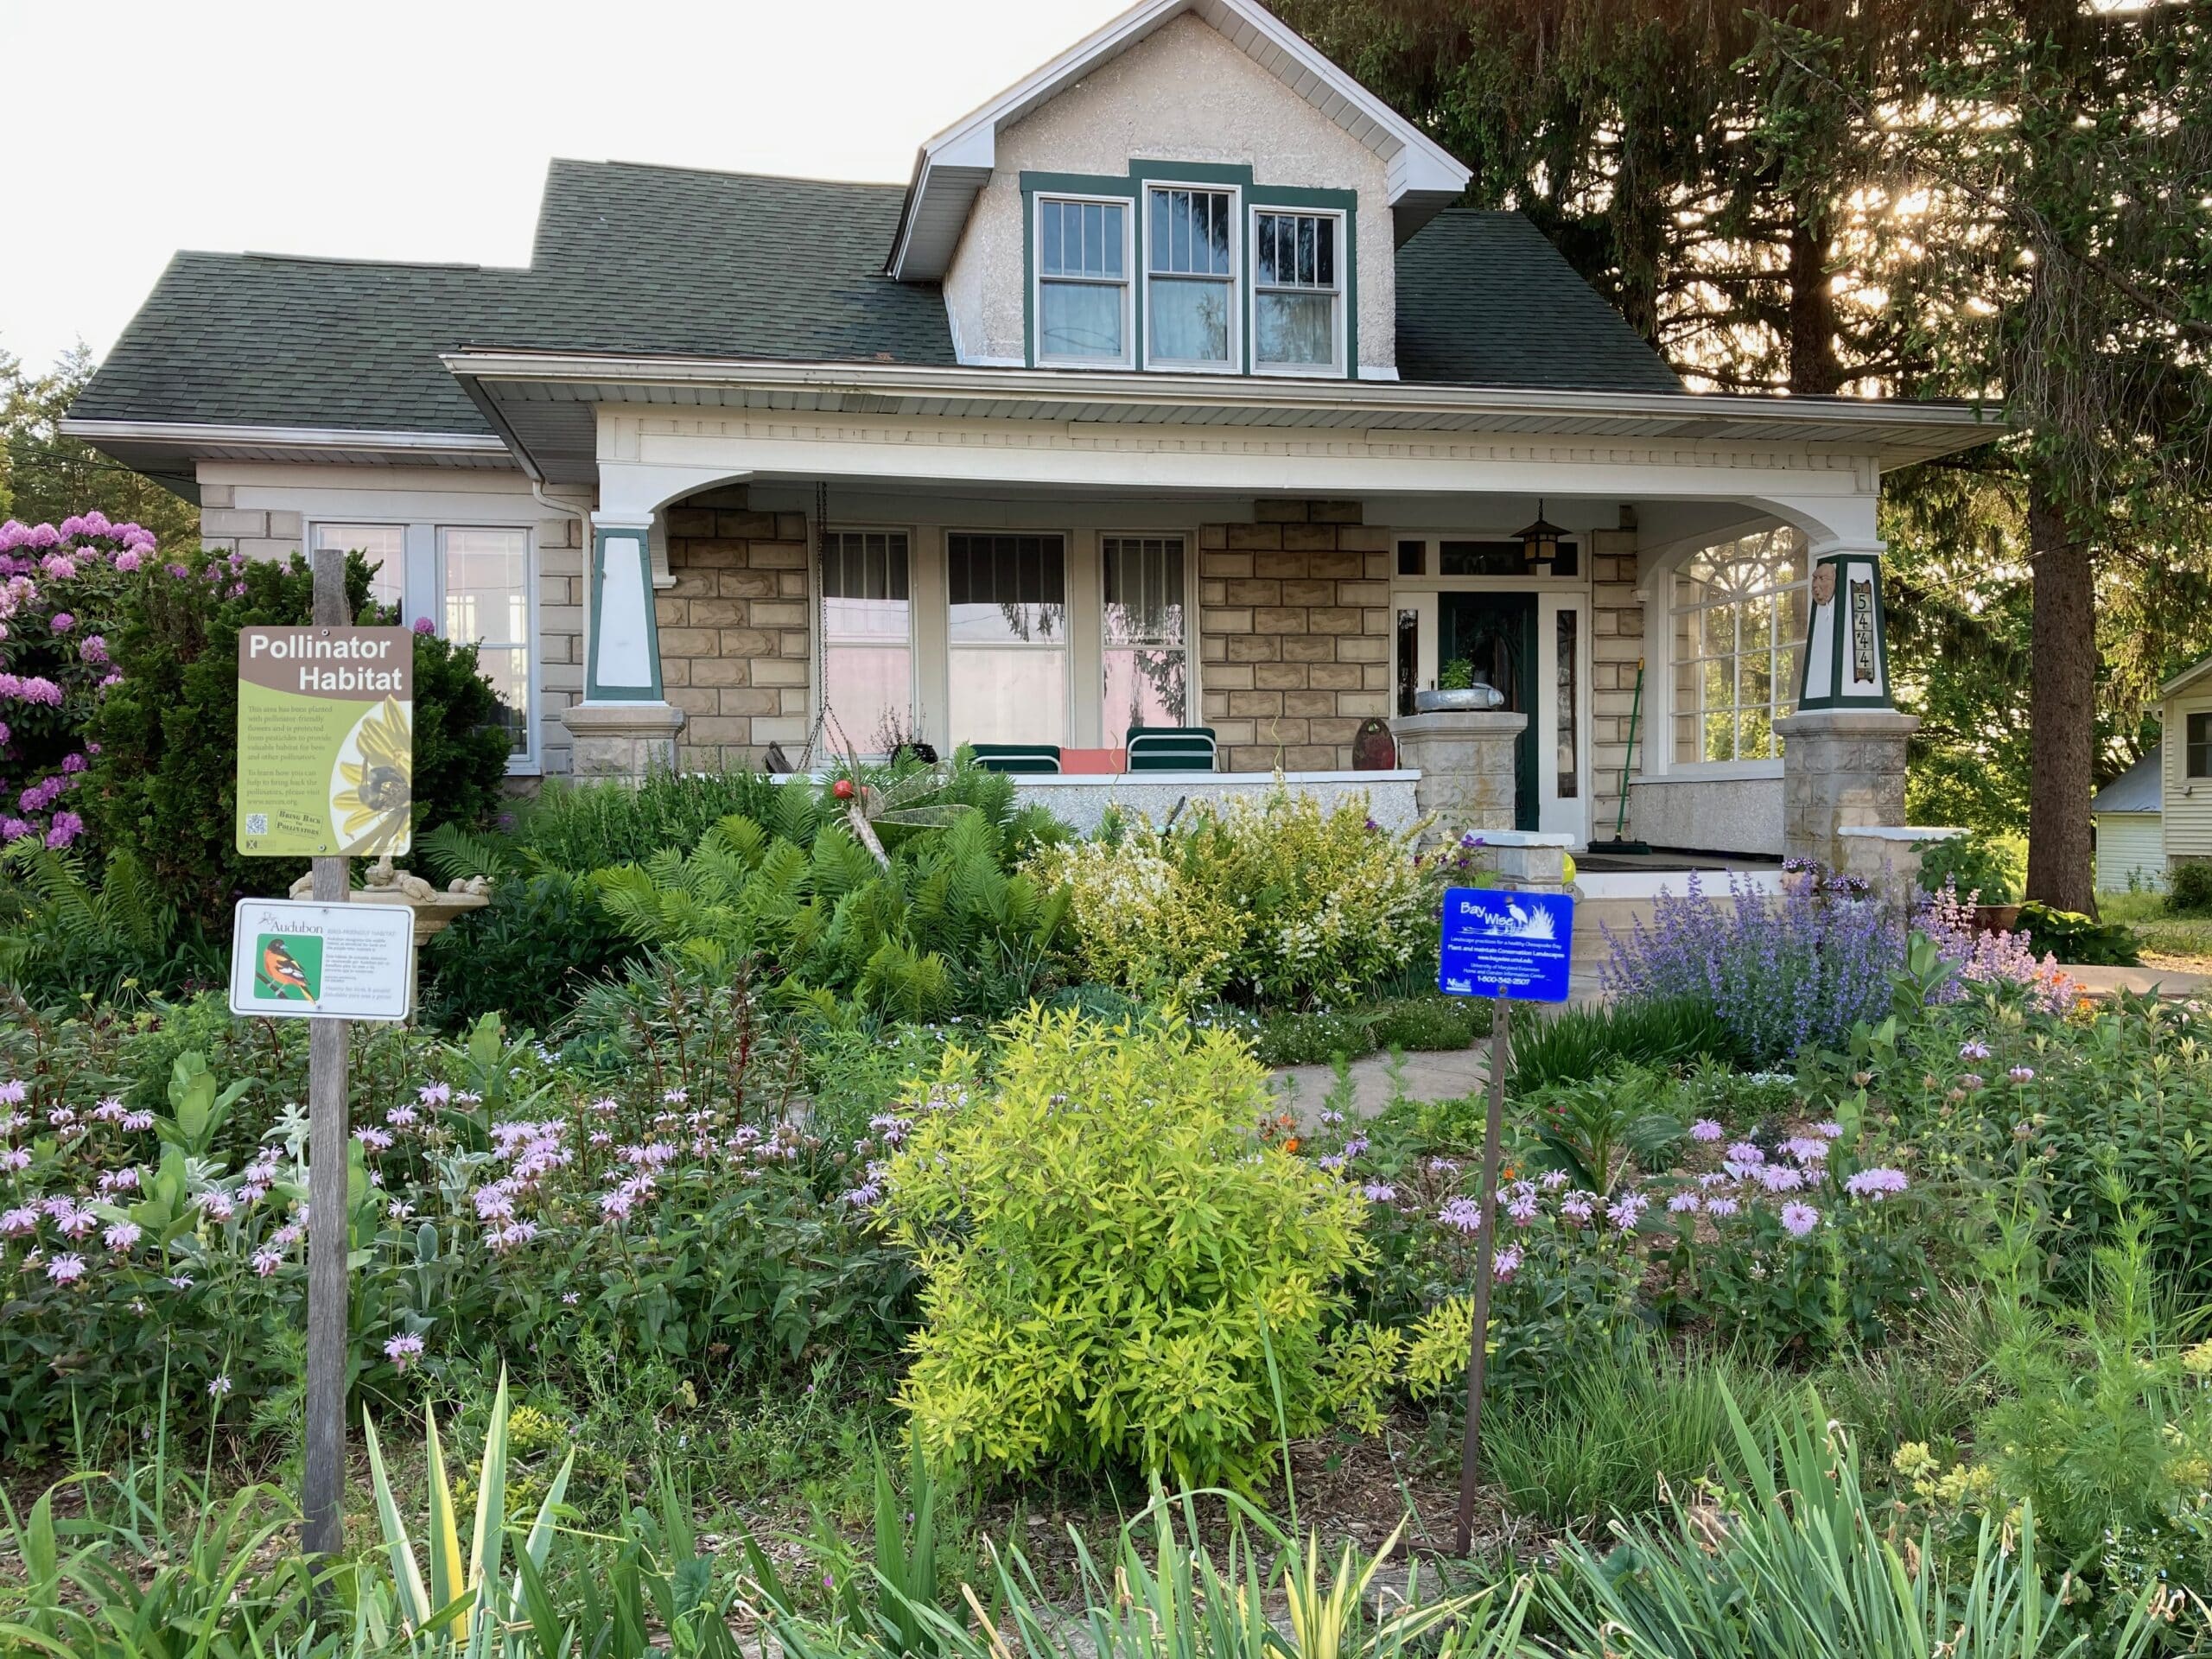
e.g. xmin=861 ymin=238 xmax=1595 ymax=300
xmin=1434 ymin=885 xmax=1576 ymax=1558
xmin=302 ymin=550 xmax=351 ymax=1560
xmin=232 ymin=549 xmax=415 ymax=1561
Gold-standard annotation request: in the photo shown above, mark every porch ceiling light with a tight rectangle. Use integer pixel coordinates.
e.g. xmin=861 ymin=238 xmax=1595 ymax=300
xmin=1516 ymin=499 xmax=1564 ymax=571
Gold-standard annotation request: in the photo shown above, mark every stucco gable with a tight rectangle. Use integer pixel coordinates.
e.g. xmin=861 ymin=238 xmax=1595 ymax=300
xmin=940 ymin=13 xmax=1402 ymax=372
xmin=889 ymin=0 xmax=1467 ymax=283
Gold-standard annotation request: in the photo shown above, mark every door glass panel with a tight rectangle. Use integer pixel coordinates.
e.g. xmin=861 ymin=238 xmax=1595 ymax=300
xmin=1396 ymin=607 xmax=1420 ymax=716
xmin=1555 ymin=608 xmax=1579 ymax=799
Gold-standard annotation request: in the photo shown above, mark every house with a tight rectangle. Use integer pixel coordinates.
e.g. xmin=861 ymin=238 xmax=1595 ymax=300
xmin=2093 ymin=746 xmax=2164 ymax=893
xmin=2160 ymin=654 xmax=2212 ymax=878
xmin=63 ymin=0 xmax=1996 ymax=862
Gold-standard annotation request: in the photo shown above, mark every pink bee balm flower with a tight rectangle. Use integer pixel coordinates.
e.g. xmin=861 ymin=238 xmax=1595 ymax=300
xmin=46 ymin=1253 xmax=87 ymax=1284
xmin=1436 ymin=1197 xmax=1484 ymax=1236
xmin=252 ymin=1248 xmax=283 ymax=1276
xmin=2008 ymin=1066 xmax=2036 ymax=1084
xmin=2 ymin=1205 xmax=40 ymax=1236
xmin=1689 ymin=1119 xmax=1726 ymax=1142
xmin=1492 ymin=1244 xmax=1523 ymax=1281
xmin=1780 ymin=1202 xmax=1820 ymax=1236
xmin=1361 ymin=1182 xmax=1396 ymax=1203
xmin=1960 ymin=1040 xmax=1993 ymax=1061
xmin=104 ymin=1221 xmax=141 ymax=1252
xmin=1706 ymin=1196 xmax=1741 ymax=1217
xmin=385 ymin=1332 xmax=426 ymax=1370
xmin=1669 ymin=1191 xmax=1702 ymax=1213
xmin=1845 ymin=1167 xmax=1910 ymax=1199
xmin=207 ymin=1376 xmax=232 ymax=1399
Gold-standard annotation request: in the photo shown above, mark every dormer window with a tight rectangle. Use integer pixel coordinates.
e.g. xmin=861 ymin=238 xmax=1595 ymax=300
xmin=1146 ymin=186 xmax=1236 ymax=367
xmin=1036 ymin=196 xmax=1131 ymax=365
xmin=1252 ymin=210 xmax=1343 ymax=374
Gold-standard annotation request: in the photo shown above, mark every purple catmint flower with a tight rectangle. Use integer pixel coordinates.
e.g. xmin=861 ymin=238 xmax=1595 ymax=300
xmin=1780 ymin=1202 xmax=1820 ymax=1236
xmin=1844 ymin=1167 xmax=1910 ymax=1199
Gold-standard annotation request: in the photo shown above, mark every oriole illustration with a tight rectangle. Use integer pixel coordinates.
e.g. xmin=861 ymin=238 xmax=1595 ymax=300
xmin=259 ymin=938 xmax=315 ymax=1004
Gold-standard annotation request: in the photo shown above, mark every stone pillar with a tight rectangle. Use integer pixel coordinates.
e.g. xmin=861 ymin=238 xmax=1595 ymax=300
xmin=562 ymin=512 xmax=685 ymax=780
xmin=1480 ymin=829 xmax=1578 ymax=893
xmin=1390 ymin=709 xmax=1527 ymax=837
xmin=1775 ymin=539 xmax=1915 ymax=869
xmin=1774 ymin=708 xmax=1919 ymax=871
xmin=1838 ymin=825 xmax=1965 ymax=922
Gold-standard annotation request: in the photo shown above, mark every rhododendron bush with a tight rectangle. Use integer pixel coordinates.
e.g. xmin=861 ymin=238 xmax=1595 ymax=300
xmin=0 ymin=512 xmax=162 ymax=849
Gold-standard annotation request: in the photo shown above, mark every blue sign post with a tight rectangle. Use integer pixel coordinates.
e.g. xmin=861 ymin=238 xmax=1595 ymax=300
xmin=1436 ymin=884 xmax=1574 ymax=1554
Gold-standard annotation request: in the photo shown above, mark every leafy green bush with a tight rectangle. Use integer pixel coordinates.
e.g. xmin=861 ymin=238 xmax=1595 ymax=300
xmin=514 ymin=768 xmax=785 ymax=873
xmin=881 ymin=1007 xmax=1375 ymax=1486
xmin=1916 ymin=830 xmax=2018 ymax=905
xmin=1033 ymin=788 xmax=1439 ymax=1009
xmin=592 ymin=782 xmax=1069 ymax=1020
xmin=2015 ymin=900 xmax=2141 ymax=965
xmin=2167 ymin=857 xmax=2212 ymax=916
xmin=1210 ymin=993 xmax=1487 ymax=1066
xmin=84 ymin=551 xmax=511 ymax=931
xmin=417 ymin=868 xmax=632 ymax=1033
xmin=1510 ymin=994 xmax=1739 ymax=1091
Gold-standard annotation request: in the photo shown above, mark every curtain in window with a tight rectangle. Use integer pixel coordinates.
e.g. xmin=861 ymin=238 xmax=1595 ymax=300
xmin=1102 ymin=535 xmax=1187 ymax=735
xmin=822 ymin=531 xmax=912 ymax=750
xmin=1039 ymin=199 xmax=1126 ymax=360
xmin=947 ymin=533 xmax=1067 ymax=746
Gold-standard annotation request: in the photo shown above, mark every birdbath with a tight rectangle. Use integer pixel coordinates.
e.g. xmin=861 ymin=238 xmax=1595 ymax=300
xmin=288 ymin=854 xmax=492 ymax=944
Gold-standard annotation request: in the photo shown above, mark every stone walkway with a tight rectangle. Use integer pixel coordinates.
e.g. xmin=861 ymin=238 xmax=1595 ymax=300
xmin=1270 ymin=1045 xmax=1491 ymax=1123
xmin=2068 ymin=963 xmax=2209 ymax=1000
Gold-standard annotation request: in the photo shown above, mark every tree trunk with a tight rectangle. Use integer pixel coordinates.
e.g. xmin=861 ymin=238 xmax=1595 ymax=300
xmin=2024 ymin=474 xmax=2098 ymax=913
xmin=1787 ymin=216 xmax=1845 ymax=396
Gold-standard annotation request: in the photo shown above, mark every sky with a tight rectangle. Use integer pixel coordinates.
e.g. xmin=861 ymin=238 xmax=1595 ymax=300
xmin=1 ymin=0 xmax=1130 ymax=372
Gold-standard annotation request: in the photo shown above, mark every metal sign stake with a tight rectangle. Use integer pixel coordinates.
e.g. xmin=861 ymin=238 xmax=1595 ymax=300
xmin=1452 ymin=990 xmax=1510 ymax=1558
xmin=301 ymin=548 xmax=349 ymax=1562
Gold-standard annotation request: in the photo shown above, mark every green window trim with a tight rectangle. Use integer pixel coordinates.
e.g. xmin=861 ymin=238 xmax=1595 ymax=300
xmin=1020 ymin=162 xmax=1358 ymax=378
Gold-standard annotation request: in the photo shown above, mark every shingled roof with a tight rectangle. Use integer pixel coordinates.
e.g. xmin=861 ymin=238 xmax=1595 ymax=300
xmin=1395 ymin=210 xmax=1680 ymax=394
xmin=72 ymin=162 xmax=1676 ymax=440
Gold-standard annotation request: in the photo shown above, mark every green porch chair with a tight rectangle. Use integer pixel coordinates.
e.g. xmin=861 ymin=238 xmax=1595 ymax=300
xmin=966 ymin=742 xmax=1063 ymax=774
xmin=1124 ymin=726 xmax=1218 ymax=772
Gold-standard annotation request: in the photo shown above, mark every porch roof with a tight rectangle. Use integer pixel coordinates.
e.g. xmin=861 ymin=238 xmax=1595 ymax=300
xmin=442 ymin=349 xmax=2004 ymax=486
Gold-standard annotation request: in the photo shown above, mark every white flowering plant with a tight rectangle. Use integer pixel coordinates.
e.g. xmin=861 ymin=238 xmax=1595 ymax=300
xmin=1031 ymin=785 xmax=1446 ymax=1010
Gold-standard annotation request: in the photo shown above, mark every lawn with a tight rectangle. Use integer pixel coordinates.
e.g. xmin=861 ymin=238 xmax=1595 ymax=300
xmin=2101 ymin=889 xmax=2212 ymax=972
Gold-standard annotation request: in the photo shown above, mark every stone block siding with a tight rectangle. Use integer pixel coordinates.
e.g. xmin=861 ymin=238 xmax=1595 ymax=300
xmin=1198 ymin=501 xmax=1392 ymax=772
xmin=1587 ymin=528 xmax=1642 ymax=840
xmin=658 ymin=486 xmax=814 ymax=772
xmin=196 ymin=485 xmax=587 ymax=776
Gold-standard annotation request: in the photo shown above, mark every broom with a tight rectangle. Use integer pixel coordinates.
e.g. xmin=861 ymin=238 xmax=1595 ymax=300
xmin=1592 ymin=658 xmax=1651 ymax=854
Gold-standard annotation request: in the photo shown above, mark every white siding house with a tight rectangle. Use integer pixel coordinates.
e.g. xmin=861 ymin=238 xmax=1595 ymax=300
xmin=2164 ymin=655 xmax=2212 ymax=872
xmin=2094 ymin=746 xmax=2164 ymax=893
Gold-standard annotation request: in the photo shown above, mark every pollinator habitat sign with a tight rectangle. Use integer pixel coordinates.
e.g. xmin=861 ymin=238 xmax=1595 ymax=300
xmin=237 ymin=626 xmax=413 ymax=856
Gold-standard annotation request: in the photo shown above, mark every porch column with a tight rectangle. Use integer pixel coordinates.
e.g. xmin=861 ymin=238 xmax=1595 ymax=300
xmin=562 ymin=512 xmax=684 ymax=780
xmin=1390 ymin=709 xmax=1527 ymax=837
xmin=1773 ymin=540 xmax=1917 ymax=872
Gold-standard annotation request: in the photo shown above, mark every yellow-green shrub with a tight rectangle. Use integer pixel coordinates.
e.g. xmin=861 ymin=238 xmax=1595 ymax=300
xmin=1030 ymin=786 xmax=1435 ymax=1008
xmin=880 ymin=1007 xmax=1372 ymax=1487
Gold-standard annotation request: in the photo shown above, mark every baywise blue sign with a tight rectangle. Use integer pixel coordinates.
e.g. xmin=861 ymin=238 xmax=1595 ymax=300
xmin=1437 ymin=887 xmax=1576 ymax=1002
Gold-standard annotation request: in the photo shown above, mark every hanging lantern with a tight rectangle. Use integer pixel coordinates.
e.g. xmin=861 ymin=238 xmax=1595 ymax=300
xmin=1516 ymin=499 xmax=1564 ymax=572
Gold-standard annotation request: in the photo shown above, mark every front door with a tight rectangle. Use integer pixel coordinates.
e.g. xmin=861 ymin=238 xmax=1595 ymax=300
xmin=1440 ymin=593 xmax=1539 ymax=831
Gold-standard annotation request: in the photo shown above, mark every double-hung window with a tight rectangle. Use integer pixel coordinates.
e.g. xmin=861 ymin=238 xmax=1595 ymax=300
xmin=947 ymin=532 xmax=1068 ymax=746
xmin=821 ymin=530 xmax=914 ymax=751
xmin=1102 ymin=535 xmax=1188 ymax=734
xmin=1252 ymin=210 xmax=1342 ymax=372
xmin=1147 ymin=186 xmax=1236 ymax=366
xmin=1036 ymin=197 xmax=1129 ymax=365
xmin=441 ymin=527 xmax=535 ymax=766
xmin=2190 ymin=711 xmax=2212 ymax=779
xmin=310 ymin=523 xmax=405 ymax=613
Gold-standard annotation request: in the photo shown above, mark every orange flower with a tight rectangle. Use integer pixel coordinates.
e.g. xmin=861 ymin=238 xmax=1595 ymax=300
xmin=1283 ymin=1138 xmax=1300 ymax=1154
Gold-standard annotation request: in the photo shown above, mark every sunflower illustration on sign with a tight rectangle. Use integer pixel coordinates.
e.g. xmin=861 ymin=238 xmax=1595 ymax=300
xmin=330 ymin=695 xmax=413 ymax=855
